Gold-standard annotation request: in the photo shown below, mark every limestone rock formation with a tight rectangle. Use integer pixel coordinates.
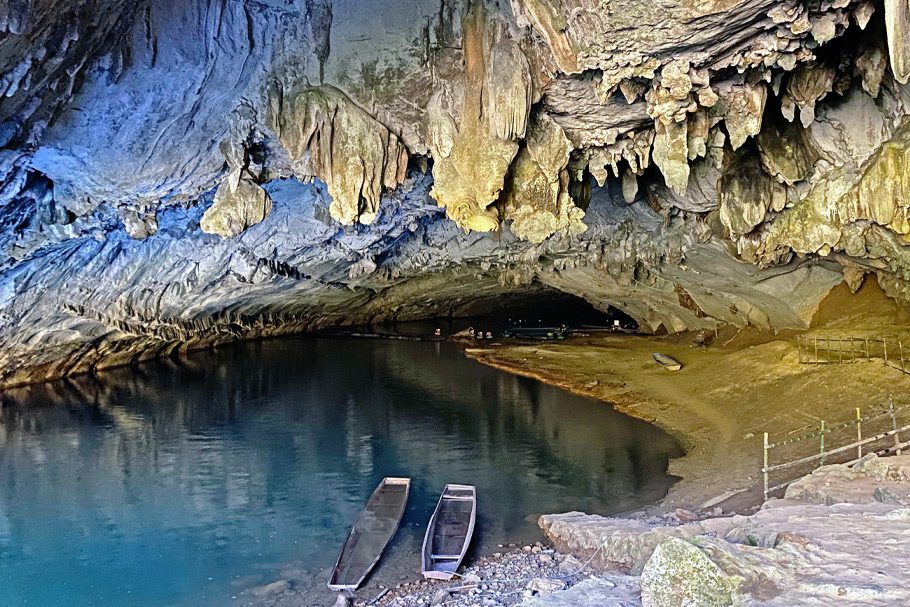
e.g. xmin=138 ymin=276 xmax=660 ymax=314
xmin=269 ymin=85 xmax=408 ymax=225
xmin=539 ymin=457 xmax=910 ymax=605
xmin=640 ymin=538 xmax=735 ymax=607
xmin=201 ymin=173 xmax=273 ymax=238
xmin=502 ymin=114 xmax=586 ymax=243
xmin=430 ymin=2 xmax=524 ymax=233
xmin=3 ymin=0 xmax=910 ymax=384
xmin=885 ymin=0 xmax=910 ymax=84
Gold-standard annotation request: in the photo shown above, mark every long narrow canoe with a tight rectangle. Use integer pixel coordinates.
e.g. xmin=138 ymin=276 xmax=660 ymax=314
xmin=328 ymin=477 xmax=411 ymax=591
xmin=421 ymin=484 xmax=477 ymax=580
xmin=653 ymin=352 xmax=682 ymax=371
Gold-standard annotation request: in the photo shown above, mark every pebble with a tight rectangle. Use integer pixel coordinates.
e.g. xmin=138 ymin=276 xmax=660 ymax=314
xmin=334 ymin=548 xmax=567 ymax=607
xmin=526 ymin=578 xmax=567 ymax=595
xmin=674 ymin=508 xmax=699 ymax=523
xmin=558 ymin=555 xmax=583 ymax=576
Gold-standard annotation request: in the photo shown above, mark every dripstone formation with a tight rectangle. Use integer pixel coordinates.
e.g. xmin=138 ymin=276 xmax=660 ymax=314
xmin=1 ymin=0 xmax=909 ymax=385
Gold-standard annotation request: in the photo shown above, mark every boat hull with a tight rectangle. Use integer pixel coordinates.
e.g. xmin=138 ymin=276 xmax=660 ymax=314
xmin=421 ymin=484 xmax=477 ymax=581
xmin=652 ymin=352 xmax=682 ymax=371
xmin=328 ymin=477 xmax=411 ymax=591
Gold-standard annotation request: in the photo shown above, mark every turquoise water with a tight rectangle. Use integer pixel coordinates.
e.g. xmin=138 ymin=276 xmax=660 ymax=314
xmin=0 ymin=337 xmax=680 ymax=606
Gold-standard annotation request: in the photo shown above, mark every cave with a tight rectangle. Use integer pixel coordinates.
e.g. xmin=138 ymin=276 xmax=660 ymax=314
xmin=3 ymin=0 xmax=910 ymax=605
xmin=2 ymin=0 xmax=910 ymax=385
xmin=353 ymin=287 xmax=634 ymax=336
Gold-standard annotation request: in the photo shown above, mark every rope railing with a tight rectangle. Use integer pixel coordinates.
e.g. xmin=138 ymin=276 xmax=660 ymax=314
xmin=766 ymin=404 xmax=910 ymax=449
xmin=796 ymin=335 xmax=910 ymax=374
xmin=761 ymin=397 xmax=909 ymax=501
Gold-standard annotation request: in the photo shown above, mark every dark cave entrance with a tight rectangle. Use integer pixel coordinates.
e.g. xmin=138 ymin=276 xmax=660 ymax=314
xmin=361 ymin=289 xmax=638 ymax=338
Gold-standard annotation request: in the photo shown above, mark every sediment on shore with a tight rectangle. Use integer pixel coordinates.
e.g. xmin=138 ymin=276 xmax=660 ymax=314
xmin=465 ymin=281 xmax=910 ymax=513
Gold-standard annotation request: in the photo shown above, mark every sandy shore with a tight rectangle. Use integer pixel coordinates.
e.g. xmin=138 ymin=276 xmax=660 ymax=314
xmin=463 ymin=281 xmax=910 ymax=513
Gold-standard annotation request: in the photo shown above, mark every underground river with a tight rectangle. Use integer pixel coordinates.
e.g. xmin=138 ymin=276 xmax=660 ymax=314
xmin=0 ymin=336 xmax=681 ymax=606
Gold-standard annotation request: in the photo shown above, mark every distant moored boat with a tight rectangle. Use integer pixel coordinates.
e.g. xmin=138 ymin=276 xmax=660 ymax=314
xmin=421 ymin=484 xmax=477 ymax=580
xmin=652 ymin=352 xmax=682 ymax=371
xmin=328 ymin=477 xmax=411 ymax=591
xmin=502 ymin=326 xmax=568 ymax=340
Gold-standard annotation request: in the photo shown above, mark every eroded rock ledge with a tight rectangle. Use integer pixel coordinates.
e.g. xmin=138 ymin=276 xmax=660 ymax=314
xmin=2 ymin=0 xmax=910 ymax=384
xmin=539 ymin=455 xmax=910 ymax=606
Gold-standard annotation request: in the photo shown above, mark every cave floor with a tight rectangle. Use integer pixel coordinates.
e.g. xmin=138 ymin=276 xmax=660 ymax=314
xmin=464 ymin=282 xmax=910 ymax=514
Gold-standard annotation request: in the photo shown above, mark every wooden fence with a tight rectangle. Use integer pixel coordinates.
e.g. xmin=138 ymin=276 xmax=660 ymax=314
xmin=796 ymin=335 xmax=910 ymax=374
xmin=761 ymin=397 xmax=910 ymax=501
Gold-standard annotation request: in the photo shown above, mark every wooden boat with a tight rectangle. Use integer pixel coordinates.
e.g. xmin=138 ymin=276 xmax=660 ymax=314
xmin=328 ymin=477 xmax=411 ymax=591
xmin=421 ymin=484 xmax=477 ymax=580
xmin=502 ymin=326 xmax=568 ymax=340
xmin=652 ymin=352 xmax=682 ymax=371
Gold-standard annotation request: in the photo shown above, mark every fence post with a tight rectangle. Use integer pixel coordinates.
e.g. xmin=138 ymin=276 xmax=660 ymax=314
xmin=865 ymin=338 xmax=870 ymax=361
xmin=884 ymin=338 xmax=888 ymax=364
xmin=814 ymin=338 xmax=819 ymax=365
xmin=827 ymin=339 xmax=832 ymax=364
xmin=797 ymin=337 xmax=803 ymax=364
xmin=889 ymin=397 xmax=902 ymax=456
xmin=856 ymin=407 xmax=863 ymax=460
xmin=819 ymin=420 xmax=826 ymax=467
xmin=763 ymin=432 xmax=769 ymax=502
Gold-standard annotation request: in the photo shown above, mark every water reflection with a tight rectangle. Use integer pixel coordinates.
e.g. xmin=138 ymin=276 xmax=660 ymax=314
xmin=0 ymin=338 xmax=680 ymax=606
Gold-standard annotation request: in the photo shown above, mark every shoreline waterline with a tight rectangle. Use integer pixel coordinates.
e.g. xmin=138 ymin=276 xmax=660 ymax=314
xmin=0 ymin=335 xmax=680 ymax=607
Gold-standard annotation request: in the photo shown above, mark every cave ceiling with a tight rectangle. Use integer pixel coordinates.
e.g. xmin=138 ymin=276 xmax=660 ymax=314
xmin=1 ymin=0 xmax=910 ymax=384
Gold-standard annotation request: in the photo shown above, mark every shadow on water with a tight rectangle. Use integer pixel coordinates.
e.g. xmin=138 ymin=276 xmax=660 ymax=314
xmin=0 ymin=337 xmax=681 ymax=606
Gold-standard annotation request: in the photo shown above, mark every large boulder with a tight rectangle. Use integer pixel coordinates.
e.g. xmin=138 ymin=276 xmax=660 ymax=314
xmin=640 ymin=538 xmax=736 ymax=607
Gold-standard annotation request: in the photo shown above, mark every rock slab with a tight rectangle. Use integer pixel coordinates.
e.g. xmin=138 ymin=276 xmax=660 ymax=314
xmin=639 ymin=538 xmax=735 ymax=607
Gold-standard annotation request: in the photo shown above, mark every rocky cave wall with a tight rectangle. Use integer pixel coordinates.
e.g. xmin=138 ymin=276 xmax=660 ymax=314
xmin=1 ymin=0 xmax=910 ymax=386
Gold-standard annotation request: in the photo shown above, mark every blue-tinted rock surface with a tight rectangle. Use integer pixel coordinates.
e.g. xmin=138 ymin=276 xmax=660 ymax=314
xmin=2 ymin=0 xmax=909 ymax=384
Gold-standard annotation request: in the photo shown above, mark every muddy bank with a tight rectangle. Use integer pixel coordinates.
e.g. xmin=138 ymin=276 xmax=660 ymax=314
xmin=465 ymin=281 xmax=910 ymax=512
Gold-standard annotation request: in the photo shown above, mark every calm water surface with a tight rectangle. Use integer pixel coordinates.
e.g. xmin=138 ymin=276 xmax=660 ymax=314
xmin=0 ymin=337 xmax=680 ymax=606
